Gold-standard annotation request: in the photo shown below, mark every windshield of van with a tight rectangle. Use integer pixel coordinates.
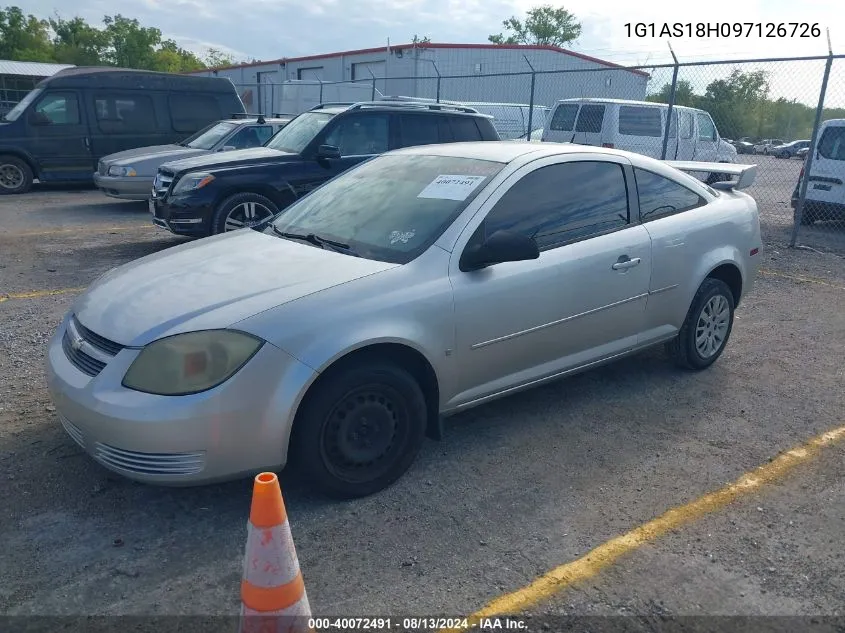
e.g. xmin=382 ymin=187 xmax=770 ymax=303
xmin=181 ymin=121 xmax=238 ymax=149
xmin=2 ymin=88 xmax=43 ymax=122
xmin=269 ymin=153 xmax=504 ymax=264
xmin=265 ymin=111 xmax=334 ymax=154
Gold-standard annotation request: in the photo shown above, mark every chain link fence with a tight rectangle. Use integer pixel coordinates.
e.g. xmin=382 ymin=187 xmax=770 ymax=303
xmin=234 ymin=53 xmax=845 ymax=254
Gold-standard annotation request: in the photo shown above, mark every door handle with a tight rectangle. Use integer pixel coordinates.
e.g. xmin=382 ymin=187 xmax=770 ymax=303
xmin=612 ymin=257 xmax=641 ymax=270
xmin=83 ymin=137 xmax=90 ymax=149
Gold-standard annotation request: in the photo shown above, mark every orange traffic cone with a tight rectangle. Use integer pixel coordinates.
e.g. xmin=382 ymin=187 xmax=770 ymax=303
xmin=239 ymin=472 xmax=312 ymax=633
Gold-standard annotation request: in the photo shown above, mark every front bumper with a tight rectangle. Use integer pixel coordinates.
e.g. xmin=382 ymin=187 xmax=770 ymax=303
xmin=93 ymin=173 xmax=154 ymax=200
xmin=45 ymin=313 xmax=317 ymax=486
xmin=150 ymin=192 xmax=215 ymax=237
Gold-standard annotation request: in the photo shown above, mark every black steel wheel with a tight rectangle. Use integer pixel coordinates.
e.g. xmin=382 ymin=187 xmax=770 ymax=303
xmin=290 ymin=360 xmax=427 ymax=498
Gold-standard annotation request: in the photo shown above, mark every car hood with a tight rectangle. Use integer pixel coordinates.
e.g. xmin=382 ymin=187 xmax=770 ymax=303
xmin=72 ymin=230 xmax=398 ymax=347
xmin=161 ymin=146 xmax=294 ymax=173
xmin=101 ymin=144 xmax=208 ymax=166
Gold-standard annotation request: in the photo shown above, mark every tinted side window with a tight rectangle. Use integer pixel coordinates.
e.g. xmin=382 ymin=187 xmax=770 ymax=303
xmin=323 ymin=113 xmax=389 ymax=156
xmin=169 ymin=93 xmax=223 ymax=132
xmin=397 ymin=114 xmax=441 ymax=148
xmin=635 ymin=168 xmax=704 ymax=221
xmin=575 ymin=105 xmax=605 ymax=133
xmin=817 ymin=126 xmax=845 ymax=161
xmin=482 ymin=161 xmax=629 ymax=251
xmin=696 ymin=112 xmax=716 ymax=141
xmin=33 ymin=92 xmax=80 ymax=125
xmin=449 ymin=116 xmax=483 ymax=141
xmin=549 ymin=104 xmax=578 ymax=131
xmin=94 ymin=94 xmax=156 ymax=133
xmin=618 ymin=106 xmax=662 ymax=137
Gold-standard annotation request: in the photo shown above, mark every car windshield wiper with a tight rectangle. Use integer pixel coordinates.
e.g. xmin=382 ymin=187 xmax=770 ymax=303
xmin=271 ymin=226 xmax=358 ymax=256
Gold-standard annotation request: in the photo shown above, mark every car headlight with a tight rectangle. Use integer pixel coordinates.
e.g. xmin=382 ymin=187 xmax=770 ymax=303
xmin=122 ymin=330 xmax=263 ymax=396
xmin=171 ymin=172 xmax=215 ymax=195
xmin=107 ymin=165 xmax=137 ymax=177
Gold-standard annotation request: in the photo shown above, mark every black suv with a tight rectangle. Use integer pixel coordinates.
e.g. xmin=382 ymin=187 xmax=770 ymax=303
xmin=149 ymin=100 xmax=500 ymax=237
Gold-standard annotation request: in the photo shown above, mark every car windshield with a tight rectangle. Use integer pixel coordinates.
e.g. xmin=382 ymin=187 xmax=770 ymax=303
xmin=181 ymin=121 xmax=238 ymax=149
xmin=269 ymin=153 xmax=505 ymax=264
xmin=2 ymin=87 xmax=43 ymax=122
xmin=265 ymin=111 xmax=334 ymax=154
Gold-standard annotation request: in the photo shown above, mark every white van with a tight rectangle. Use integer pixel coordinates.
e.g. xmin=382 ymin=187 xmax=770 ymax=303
xmin=541 ymin=98 xmax=737 ymax=181
xmin=791 ymin=118 xmax=845 ymax=225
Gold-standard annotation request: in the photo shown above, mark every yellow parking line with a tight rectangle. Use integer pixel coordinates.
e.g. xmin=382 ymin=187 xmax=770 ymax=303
xmin=758 ymin=268 xmax=845 ymax=291
xmin=0 ymin=287 xmax=85 ymax=303
xmin=441 ymin=424 xmax=845 ymax=630
xmin=1 ymin=225 xmax=155 ymax=238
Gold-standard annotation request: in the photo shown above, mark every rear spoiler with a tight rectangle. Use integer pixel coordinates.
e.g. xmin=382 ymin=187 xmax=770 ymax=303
xmin=665 ymin=161 xmax=757 ymax=191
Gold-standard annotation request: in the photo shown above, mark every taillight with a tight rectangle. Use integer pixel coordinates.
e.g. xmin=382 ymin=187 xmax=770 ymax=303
xmin=799 ymin=165 xmax=805 ymax=180
xmin=602 ymin=143 xmax=614 ymax=148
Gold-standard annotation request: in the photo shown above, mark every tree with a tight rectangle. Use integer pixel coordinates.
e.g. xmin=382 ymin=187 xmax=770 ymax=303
xmin=101 ymin=14 xmax=162 ymax=69
xmin=646 ymin=80 xmax=697 ymax=107
xmin=49 ymin=15 xmax=109 ymax=66
xmin=488 ymin=4 xmax=581 ymax=47
xmin=154 ymin=39 xmax=206 ymax=72
xmin=0 ymin=6 xmax=53 ymax=61
xmin=699 ymin=69 xmax=770 ymax=139
xmin=203 ymin=46 xmax=237 ymax=68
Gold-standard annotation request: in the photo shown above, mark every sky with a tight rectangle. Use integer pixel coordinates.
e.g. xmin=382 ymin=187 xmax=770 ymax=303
xmin=15 ymin=0 xmax=845 ymax=105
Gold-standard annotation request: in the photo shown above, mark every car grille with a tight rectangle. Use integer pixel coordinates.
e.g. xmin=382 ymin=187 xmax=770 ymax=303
xmin=153 ymin=170 xmax=174 ymax=198
xmin=98 ymin=160 xmax=106 ymax=176
xmin=62 ymin=315 xmax=125 ymax=377
xmin=93 ymin=443 xmax=205 ymax=476
xmin=60 ymin=415 xmax=85 ymax=449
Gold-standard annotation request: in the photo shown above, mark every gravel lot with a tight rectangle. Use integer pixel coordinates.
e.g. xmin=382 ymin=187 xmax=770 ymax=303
xmin=1 ymin=175 xmax=844 ymax=625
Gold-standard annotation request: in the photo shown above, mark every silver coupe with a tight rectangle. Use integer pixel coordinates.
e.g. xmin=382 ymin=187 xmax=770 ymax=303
xmin=47 ymin=142 xmax=762 ymax=498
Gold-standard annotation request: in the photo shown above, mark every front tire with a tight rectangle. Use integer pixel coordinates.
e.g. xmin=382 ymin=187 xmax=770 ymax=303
xmin=0 ymin=155 xmax=34 ymax=195
xmin=290 ymin=360 xmax=428 ymax=499
xmin=666 ymin=278 xmax=735 ymax=370
xmin=211 ymin=192 xmax=279 ymax=235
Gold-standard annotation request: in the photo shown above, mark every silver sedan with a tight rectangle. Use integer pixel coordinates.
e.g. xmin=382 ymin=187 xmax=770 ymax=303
xmin=47 ymin=142 xmax=762 ymax=498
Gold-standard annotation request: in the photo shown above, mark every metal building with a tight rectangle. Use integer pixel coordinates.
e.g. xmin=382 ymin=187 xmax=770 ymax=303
xmin=0 ymin=60 xmax=76 ymax=115
xmin=186 ymin=43 xmax=649 ymax=115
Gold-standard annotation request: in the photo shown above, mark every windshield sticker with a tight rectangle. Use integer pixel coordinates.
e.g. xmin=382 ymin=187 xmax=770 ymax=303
xmin=389 ymin=229 xmax=416 ymax=245
xmin=417 ymin=175 xmax=487 ymax=201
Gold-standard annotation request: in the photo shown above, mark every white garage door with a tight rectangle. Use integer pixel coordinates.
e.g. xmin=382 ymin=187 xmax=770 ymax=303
xmin=352 ymin=61 xmax=386 ymax=80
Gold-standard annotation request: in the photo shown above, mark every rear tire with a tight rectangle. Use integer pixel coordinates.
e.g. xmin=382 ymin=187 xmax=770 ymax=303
xmin=0 ymin=155 xmax=33 ymax=195
xmin=211 ymin=192 xmax=279 ymax=235
xmin=666 ymin=278 xmax=735 ymax=371
xmin=290 ymin=360 xmax=428 ymax=499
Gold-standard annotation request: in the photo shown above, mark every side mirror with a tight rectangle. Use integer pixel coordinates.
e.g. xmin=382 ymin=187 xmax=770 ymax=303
xmin=460 ymin=230 xmax=540 ymax=272
xmin=317 ymin=144 xmax=341 ymax=160
xmin=28 ymin=111 xmax=49 ymax=126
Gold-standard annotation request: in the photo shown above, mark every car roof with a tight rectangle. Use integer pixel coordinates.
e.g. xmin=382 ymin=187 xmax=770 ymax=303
xmin=820 ymin=118 xmax=845 ymax=127
xmin=552 ymin=97 xmax=700 ymax=111
xmin=228 ymin=117 xmax=292 ymax=125
xmin=390 ymin=140 xmax=640 ymax=163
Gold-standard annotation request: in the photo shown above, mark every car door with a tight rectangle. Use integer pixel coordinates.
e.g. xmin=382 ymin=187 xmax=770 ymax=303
xmin=807 ymin=124 xmax=845 ymax=207
xmin=88 ymin=91 xmax=163 ymax=159
xmin=25 ymin=90 xmax=93 ymax=181
xmin=693 ymin=112 xmax=719 ymax=161
xmin=542 ymin=102 xmax=579 ymax=143
xmin=570 ymin=103 xmax=606 ymax=147
xmin=286 ymin=111 xmax=392 ymax=198
xmin=675 ymin=109 xmax=696 ymax=160
xmin=632 ymin=166 xmax=710 ymax=340
xmin=446 ymin=155 xmax=652 ymax=407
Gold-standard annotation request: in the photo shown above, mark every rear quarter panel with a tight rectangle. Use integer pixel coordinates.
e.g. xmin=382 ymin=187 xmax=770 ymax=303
xmin=642 ymin=189 xmax=761 ymax=333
